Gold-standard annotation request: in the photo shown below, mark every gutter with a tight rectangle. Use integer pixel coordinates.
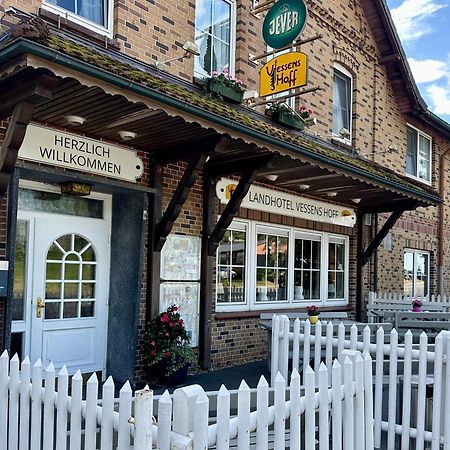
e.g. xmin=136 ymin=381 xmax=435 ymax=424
xmin=0 ymin=38 xmax=442 ymax=205
xmin=438 ymin=148 xmax=450 ymax=295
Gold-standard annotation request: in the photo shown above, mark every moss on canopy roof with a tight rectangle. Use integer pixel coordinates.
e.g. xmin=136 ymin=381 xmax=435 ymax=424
xmin=1 ymin=31 xmax=440 ymax=202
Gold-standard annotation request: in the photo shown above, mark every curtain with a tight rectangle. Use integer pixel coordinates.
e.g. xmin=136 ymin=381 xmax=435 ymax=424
xmin=79 ymin=0 xmax=104 ymax=26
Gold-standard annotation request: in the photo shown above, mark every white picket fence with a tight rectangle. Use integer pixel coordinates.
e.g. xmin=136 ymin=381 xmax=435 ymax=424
xmin=369 ymin=291 xmax=450 ymax=305
xmin=1 ymin=349 xmax=373 ymax=450
xmin=271 ymin=314 xmax=450 ymax=450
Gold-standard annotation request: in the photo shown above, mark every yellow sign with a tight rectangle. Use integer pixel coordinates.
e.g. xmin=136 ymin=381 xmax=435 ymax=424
xmin=259 ymin=52 xmax=308 ymax=97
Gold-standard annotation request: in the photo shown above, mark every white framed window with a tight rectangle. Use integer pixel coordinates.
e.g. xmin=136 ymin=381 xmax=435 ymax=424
xmin=332 ymin=64 xmax=352 ymax=142
xmin=42 ymin=0 xmax=113 ymax=37
xmin=404 ymin=249 xmax=430 ymax=298
xmin=215 ymin=220 xmax=349 ymax=311
xmin=194 ymin=0 xmax=236 ymax=77
xmin=406 ymin=124 xmax=432 ymax=184
xmin=216 ymin=222 xmax=247 ymax=306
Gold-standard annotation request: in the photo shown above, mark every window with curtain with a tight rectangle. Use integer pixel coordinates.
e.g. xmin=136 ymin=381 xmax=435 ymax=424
xmin=216 ymin=229 xmax=246 ymax=304
xmin=44 ymin=0 xmax=109 ymax=29
xmin=406 ymin=125 xmax=431 ymax=183
xmin=195 ymin=0 xmax=235 ymax=77
xmin=332 ymin=67 xmax=352 ymax=139
xmin=404 ymin=250 xmax=430 ymax=297
xmin=215 ymin=220 xmax=349 ymax=311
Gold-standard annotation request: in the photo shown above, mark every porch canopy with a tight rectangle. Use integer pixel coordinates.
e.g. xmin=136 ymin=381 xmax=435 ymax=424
xmin=0 ymin=22 xmax=441 ymax=365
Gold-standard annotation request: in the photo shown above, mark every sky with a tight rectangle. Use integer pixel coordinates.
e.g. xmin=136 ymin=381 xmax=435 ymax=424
xmin=387 ymin=0 xmax=450 ymax=123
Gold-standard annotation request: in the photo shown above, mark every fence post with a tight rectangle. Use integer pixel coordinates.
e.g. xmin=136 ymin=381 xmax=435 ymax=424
xmin=271 ymin=315 xmax=280 ymax=386
xmin=332 ymin=360 xmax=342 ymax=450
xmin=0 ymin=350 xmax=8 ymax=450
xmin=290 ymin=369 xmax=301 ymax=450
xmin=216 ymin=385 xmax=230 ymax=450
xmin=343 ymin=356 xmax=354 ymax=450
xmin=431 ymin=333 xmax=444 ymax=450
xmin=305 ymin=366 xmax=316 ymax=450
xmin=280 ymin=316 xmax=290 ymax=383
xmin=273 ymin=373 xmax=285 ymax=450
xmin=363 ymin=352 xmax=374 ymax=450
xmin=43 ymin=362 xmax=56 ymax=450
xmin=318 ymin=363 xmax=329 ymax=450
xmin=8 ymin=354 xmax=20 ymax=450
xmin=194 ymin=391 xmax=209 ymax=450
xmin=135 ymin=385 xmax=153 ymax=449
xmin=30 ymin=358 xmax=43 ymax=450
xmin=173 ymin=384 xmax=205 ymax=436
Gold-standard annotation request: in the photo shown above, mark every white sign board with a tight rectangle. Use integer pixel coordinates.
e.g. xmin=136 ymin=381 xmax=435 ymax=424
xmin=160 ymin=234 xmax=201 ymax=281
xmin=160 ymin=283 xmax=199 ymax=347
xmin=19 ymin=124 xmax=144 ymax=182
xmin=216 ymin=178 xmax=356 ymax=227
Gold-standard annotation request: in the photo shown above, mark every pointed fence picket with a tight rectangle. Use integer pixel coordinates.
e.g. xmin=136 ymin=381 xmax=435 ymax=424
xmin=271 ymin=313 xmax=450 ymax=449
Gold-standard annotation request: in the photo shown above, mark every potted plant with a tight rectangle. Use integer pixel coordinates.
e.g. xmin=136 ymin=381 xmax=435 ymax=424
xmin=269 ymin=103 xmax=306 ymax=131
xmin=412 ymin=299 xmax=423 ymax=312
xmin=142 ymin=305 xmax=195 ymax=386
xmin=203 ymin=69 xmax=245 ymax=103
xmin=307 ymin=305 xmax=320 ymax=324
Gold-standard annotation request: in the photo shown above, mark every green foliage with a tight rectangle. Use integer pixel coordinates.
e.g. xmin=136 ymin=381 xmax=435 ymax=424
xmin=142 ymin=305 xmax=195 ymax=376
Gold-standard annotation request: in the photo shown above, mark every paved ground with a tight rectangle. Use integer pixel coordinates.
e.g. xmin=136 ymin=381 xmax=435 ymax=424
xmin=149 ymin=359 xmax=270 ymax=394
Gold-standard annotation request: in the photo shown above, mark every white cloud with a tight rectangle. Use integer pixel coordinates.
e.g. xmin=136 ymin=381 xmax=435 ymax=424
xmin=408 ymin=57 xmax=447 ymax=83
xmin=427 ymin=84 xmax=450 ymax=115
xmin=391 ymin=0 xmax=447 ymax=43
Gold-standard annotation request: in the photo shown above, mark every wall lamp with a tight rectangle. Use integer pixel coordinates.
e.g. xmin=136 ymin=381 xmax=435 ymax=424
xmin=156 ymin=41 xmax=200 ymax=70
xmin=65 ymin=115 xmax=86 ymax=126
xmin=118 ymin=130 xmax=137 ymax=141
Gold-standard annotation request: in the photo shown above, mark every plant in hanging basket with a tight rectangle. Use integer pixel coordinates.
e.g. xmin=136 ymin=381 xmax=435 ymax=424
xmin=202 ymin=69 xmax=245 ymax=103
xmin=269 ymin=103 xmax=305 ymax=131
xmin=142 ymin=305 xmax=195 ymax=385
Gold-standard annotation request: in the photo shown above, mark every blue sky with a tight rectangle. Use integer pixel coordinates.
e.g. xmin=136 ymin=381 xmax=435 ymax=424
xmin=387 ymin=0 xmax=450 ymax=123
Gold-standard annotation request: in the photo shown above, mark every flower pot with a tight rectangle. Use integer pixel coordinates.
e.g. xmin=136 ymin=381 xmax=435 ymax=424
xmin=308 ymin=315 xmax=319 ymax=324
xmin=272 ymin=111 xmax=305 ymax=131
xmin=156 ymin=359 xmax=189 ymax=386
xmin=207 ymin=78 xmax=244 ymax=103
xmin=412 ymin=305 xmax=422 ymax=312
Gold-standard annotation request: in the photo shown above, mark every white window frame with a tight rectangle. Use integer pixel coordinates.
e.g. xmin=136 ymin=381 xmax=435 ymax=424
xmin=403 ymin=249 xmax=430 ymax=298
xmin=41 ymin=0 xmax=114 ymax=38
xmin=405 ymin=123 xmax=432 ymax=185
xmin=332 ymin=63 xmax=353 ymax=144
xmin=194 ymin=0 xmax=236 ymax=78
xmin=215 ymin=219 xmax=349 ymax=312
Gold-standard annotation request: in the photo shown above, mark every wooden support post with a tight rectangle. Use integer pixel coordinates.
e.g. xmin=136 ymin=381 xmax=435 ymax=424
xmin=208 ymin=168 xmax=258 ymax=256
xmin=154 ymin=152 xmax=210 ymax=252
xmin=361 ymin=208 xmax=406 ymax=265
xmin=356 ymin=212 xmax=365 ymax=322
xmin=199 ymin=174 xmax=217 ymax=369
xmin=147 ymin=162 xmax=163 ymax=322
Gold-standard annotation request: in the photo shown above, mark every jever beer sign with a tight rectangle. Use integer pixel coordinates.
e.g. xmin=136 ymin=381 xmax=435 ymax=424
xmin=260 ymin=52 xmax=308 ymax=97
xmin=262 ymin=0 xmax=308 ymax=49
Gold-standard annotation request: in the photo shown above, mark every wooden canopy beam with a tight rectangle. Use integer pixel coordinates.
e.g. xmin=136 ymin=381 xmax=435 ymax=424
xmin=0 ymin=73 xmax=58 ymax=120
xmin=208 ymin=168 xmax=259 ymax=256
xmin=361 ymin=208 xmax=407 ymax=266
xmin=153 ymin=136 xmax=227 ymax=251
xmin=154 ymin=135 xmax=228 ymax=164
xmin=205 ymin=153 xmax=274 ymax=176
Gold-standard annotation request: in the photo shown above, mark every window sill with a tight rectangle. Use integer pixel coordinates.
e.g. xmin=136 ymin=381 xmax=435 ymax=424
xmin=215 ymin=304 xmax=353 ymax=320
xmin=404 ymin=172 xmax=432 ymax=187
xmin=39 ymin=7 xmax=118 ymax=48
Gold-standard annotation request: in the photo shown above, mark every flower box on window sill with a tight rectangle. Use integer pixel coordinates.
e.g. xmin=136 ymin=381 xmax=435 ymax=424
xmin=206 ymin=78 xmax=244 ymax=104
xmin=272 ymin=111 xmax=305 ymax=131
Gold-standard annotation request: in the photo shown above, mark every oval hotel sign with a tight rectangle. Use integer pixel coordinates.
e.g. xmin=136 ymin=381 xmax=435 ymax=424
xmin=263 ymin=0 xmax=308 ymax=49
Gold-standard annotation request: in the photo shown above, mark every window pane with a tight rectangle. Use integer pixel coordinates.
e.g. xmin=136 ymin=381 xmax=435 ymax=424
xmin=329 ymin=243 xmax=336 ymax=270
xmin=47 ymin=243 xmax=64 ymax=261
xmin=406 ymin=128 xmax=417 ymax=176
xmin=46 ymin=263 xmax=62 ymax=280
xmin=82 ymin=264 xmax=96 ymax=280
xmin=403 ymin=251 xmax=414 ymax=296
xmin=328 ymin=273 xmax=336 ymax=298
xmin=312 ymin=272 xmax=320 ymax=299
xmin=231 ymin=267 xmax=245 ymax=302
xmin=64 ymin=283 xmax=79 ymax=299
xmin=336 ymin=273 xmax=344 ymax=298
xmin=336 ymin=244 xmax=345 ymax=270
xmin=18 ymin=188 xmax=103 ymax=218
xmin=303 ymin=240 xmax=311 ymax=269
xmin=12 ymin=220 xmax=27 ymax=321
xmin=64 ymin=263 xmax=80 ymax=280
xmin=294 ymin=271 xmax=304 ymax=300
xmin=332 ymin=70 xmax=351 ymax=135
xmin=294 ymin=239 xmax=303 ymax=269
xmin=278 ymin=237 xmax=288 ymax=268
xmin=81 ymin=283 xmax=95 ymax=299
xmin=63 ymin=302 xmax=78 ymax=319
xmin=312 ymin=241 xmax=321 ymax=269
xmin=418 ymin=135 xmax=431 ymax=181
xmin=46 ymin=283 xmax=61 ymax=300
xmin=218 ymin=232 xmax=231 ymax=265
xmin=81 ymin=301 xmax=95 ymax=317
xmin=267 ymin=236 xmax=277 ymax=267
xmin=45 ymin=302 xmax=60 ymax=319
xmin=257 ymin=235 xmax=267 ymax=266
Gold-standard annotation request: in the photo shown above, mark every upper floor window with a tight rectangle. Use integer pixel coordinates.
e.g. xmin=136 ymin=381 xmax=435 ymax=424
xmin=42 ymin=0 xmax=112 ymax=36
xmin=406 ymin=125 xmax=431 ymax=183
xmin=332 ymin=65 xmax=352 ymax=142
xmin=195 ymin=0 xmax=236 ymax=77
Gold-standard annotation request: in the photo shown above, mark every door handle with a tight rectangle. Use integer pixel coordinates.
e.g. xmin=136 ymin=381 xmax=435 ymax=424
xmin=36 ymin=297 xmax=45 ymax=318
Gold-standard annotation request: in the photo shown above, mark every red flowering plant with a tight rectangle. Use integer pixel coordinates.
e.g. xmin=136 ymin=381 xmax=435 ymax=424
xmin=306 ymin=305 xmax=320 ymax=316
xmin=142 ymin=305 xmax=195 ymax=378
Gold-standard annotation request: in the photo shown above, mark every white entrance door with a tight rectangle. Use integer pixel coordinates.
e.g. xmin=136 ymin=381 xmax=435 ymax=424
xmin=18 ymin=189 xmax=111 ymax=374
